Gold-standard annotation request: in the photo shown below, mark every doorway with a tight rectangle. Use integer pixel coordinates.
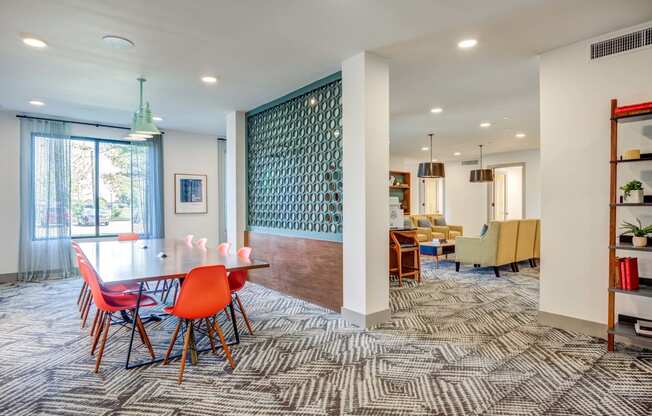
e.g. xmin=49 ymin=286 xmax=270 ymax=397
xmin=488 ymin=163 xmax=525 ymax=221
xmin=418 ymin=178 xmax=444 ymax=214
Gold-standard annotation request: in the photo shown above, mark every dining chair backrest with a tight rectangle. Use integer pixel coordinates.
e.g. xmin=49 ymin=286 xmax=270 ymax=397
xmin=237 ymin=246 xmax=252 ymax=259
xmin=196 ymin=238 xmax=208 ymax=249
xmin=171 ymin=265 xmax=230 ymax=320
xmin=228 ymin=247 xmax=253 ymax=292
xmin=184 ymin=234 xmax=194 ymax=245
xmin=217 ymin=242 xmax=231 ymax=255
xmin=117 ymin=232 xmax=139 ymax=241
xmin=77 ymin=258 xmax=112 ymax=312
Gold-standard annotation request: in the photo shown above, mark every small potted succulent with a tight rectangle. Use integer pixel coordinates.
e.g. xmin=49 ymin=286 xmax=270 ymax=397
xmin=620 ymin=180 xmax=644 ymax=203
xmin=621 ymin=219 xmax=652 ymax=247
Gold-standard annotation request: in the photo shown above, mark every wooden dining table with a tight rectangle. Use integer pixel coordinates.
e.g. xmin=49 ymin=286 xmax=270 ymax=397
xmin=78 ymin=238 xmax=270 ymax=369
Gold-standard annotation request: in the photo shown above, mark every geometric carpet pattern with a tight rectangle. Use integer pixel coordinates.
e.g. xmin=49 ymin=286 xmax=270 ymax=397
xmin=0 ymin=259 xmax=651 ymax=415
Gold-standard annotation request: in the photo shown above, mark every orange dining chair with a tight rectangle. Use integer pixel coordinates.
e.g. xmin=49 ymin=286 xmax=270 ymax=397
xmin=227 ymin=247 xmax=254 ymax=335
xmin=77 ymin=259 xmax=158 ymax=372
xmin=217 ymin=242 xmax=231 ymax=255
xmin=117 ymin=232 xmax=139 ymax=241
xmin=163 ymin=264 xmax=235 ymax=383
xmin=196 ymin=237 xmax=208 ymax=249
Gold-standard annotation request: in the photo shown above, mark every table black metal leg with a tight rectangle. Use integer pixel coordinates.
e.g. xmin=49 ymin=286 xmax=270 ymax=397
xmin=228 ymin=302 xmax=240 ymax=344
xmin=125 ymin=282 xmax=144 ymax=369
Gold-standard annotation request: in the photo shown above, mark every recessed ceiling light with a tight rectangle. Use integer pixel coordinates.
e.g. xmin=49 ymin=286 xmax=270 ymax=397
xmin=22 ymin=36 xmax=47 ymax=48
xmin=29 ymin=100 xmax=45 ymax=106
xmin=515 ymin=132 xmax=526 ymax=138
xmin=430 ymin=107 xmax=443 ymax=114
xmin=503 ymin=116 xmax=510 ymax=120
xmin=454 ymin=152 xmax=461 ymax=156
xmin=102 ymin=35 xmax=135 ymax=49
xmin=458 ymin=39 xmax=478 ymax=49
xmin=152 ymin=116 xmax=163 ymax=122
xmin=480 ymin=122 xmax=492 ymax=128
xmin=421 ymin=147 xmax=429 ymax=151
xmin=201 ymin=76 xmax=218 ymax=84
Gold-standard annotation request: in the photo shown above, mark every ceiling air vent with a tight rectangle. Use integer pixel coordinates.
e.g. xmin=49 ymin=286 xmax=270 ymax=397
xmin=461 ymin=159 xmax=478 ymax=166
xmin=590 ymin=27 xmax=652 ymax=60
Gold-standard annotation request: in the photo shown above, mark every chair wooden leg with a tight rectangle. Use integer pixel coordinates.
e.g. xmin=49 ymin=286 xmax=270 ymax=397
xmin=493 ymin=267 xmax=500 ymax=277
xmin=415 ymin=249 xmax=421 ymax=283
xmin=178 ymin=320 xmax=192 ymax=384
xmin=513 ymin=262 xmax=519 ymax=272
xmin=234 ymin=294 xmax=254 ymax=335
xmin=163 ymin=319 xmax=182 ymax=365
xmin=81 ymin=295 xmax=93 ymax=328
xmin=135 ymin=314 xmax=156 ymax=359
xmin=94 ymin=313 xmax=111 ymax=373
xmin=77 ymin=281 xmax=87 ymax=307
xmin=204 ymin=318 xmax=217 ymax=354
xmin=212 ymin=320 xmax=235 ymax=369
xmin=91 ymin=311 xmax=105 ymax=355
xmin=397 ymin=253 xmax=403 ymax=287
xmin=455 ymin=262 xmax=460 ymax=272
xmin=90 ymin=308 xmax=101 ymax=336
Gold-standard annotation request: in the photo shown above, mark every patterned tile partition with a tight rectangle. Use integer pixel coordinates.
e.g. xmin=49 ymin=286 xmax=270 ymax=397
xmin=246 ymin=75 xmax=343 ymax=241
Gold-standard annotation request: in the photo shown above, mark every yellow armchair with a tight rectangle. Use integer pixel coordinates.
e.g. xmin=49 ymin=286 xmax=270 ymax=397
xmin=515 ymin=219 xmax=537 ymax=269
xmin=455 ymin=220 xmax=519 ymax=277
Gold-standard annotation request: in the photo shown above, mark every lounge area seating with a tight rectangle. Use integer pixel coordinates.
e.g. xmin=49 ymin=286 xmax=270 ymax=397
xmin=455 ymin=219 xmax=540 ymax=277
xmin=407 ymin=214 xmax=463 ymax=242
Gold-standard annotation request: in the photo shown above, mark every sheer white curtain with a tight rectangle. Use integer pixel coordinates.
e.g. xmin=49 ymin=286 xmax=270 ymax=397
xmin=18 ymin=118 xmax=74 ymax=281
xmin=131 ymin=135 xmax=164 ymax=238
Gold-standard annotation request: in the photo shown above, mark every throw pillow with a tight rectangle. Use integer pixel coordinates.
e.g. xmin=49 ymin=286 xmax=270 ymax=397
xmin=434 ymin=217 xmax=447 ymax=226
xmin=417 ymin=218 xmax=432 ymax=228
xmin=403 ymin=218 xmax=413 ymax=228
xmin=480 ymin=224 xmax=488 ymax=236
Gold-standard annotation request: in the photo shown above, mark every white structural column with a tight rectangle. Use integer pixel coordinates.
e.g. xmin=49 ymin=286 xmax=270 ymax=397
xmin=341 ymin=51 xmax=390 ymax=328
xmin=225 ymin=111 xmax=247 ymax=250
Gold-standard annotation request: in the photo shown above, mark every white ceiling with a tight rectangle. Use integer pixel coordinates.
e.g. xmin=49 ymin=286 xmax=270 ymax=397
xmin=1 ymin=0 xmax=651 ymax=159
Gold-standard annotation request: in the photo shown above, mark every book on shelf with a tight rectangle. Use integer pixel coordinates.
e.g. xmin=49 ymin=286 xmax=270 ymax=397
xmin=618 ymin=257 xmax=639 ymax=290
xmin=634 ymin=319 xmax=652 ymax=338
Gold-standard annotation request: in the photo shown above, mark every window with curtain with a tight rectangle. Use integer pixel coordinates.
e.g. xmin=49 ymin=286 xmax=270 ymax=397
xmin=34 ymin=136 xmax=148 ymax=239
xmin=20 ymin=118 xmax=164 ymax=281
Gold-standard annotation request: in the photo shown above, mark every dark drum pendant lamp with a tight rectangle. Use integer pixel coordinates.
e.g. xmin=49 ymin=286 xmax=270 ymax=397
xmin=418 ymin=133 xmax=445 ymax=178
xmin=470 ymin=144 xmax=493 ymax=183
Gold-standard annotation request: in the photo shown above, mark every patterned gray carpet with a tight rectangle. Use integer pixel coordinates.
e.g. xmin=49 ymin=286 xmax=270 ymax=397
xmin=0 ymin=259 xmax=650 ymax=415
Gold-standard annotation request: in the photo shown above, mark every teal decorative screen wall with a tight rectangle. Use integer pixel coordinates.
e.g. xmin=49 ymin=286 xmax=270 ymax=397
xmin=246 ymin=73 xmax=343 ymax=241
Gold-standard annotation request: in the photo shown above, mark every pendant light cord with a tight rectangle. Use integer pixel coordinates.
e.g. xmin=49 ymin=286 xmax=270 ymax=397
xmin=137 ymin=78 xmax=145 ymax=109
xmin=429 ymin=133 xmax=434 ymax=163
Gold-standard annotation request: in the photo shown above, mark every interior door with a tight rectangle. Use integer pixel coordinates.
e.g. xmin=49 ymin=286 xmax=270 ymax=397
xmin=493 ymin=172 xmax=507 ymax=221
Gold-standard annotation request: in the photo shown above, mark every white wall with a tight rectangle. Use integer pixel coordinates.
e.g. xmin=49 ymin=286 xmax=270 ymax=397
xmin=540 ymin=22 xmax=652 ymax=325
xmin=444 ymin=149 xmax=541 ymax=236
xmin=0 ymin=112 xmax=20 ymax=274
xmin=0 ymin=110 xmax=219 ymax=275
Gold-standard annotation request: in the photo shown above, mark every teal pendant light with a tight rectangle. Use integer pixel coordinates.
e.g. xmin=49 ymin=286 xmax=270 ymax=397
xmin=129 ymin=77 xmax=160 ymax=139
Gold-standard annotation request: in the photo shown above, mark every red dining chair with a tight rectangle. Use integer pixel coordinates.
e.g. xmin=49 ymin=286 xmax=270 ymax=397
xmin=196 ymin=238 xmax=208 ymax=249
xmin=227 ymin=247 xmax=254 ymax=335
xmin=117 ymin=232 xmax=140 ymax=241
xmin=217 ymin=242 xmax=231 ymax=255
xmin=72 ymin=242 xmax=140 ymax=330
xmin=77 ymin=259 xmax=158 ymax=372
xmin=163 ymin=264 xmax=235 ymax=384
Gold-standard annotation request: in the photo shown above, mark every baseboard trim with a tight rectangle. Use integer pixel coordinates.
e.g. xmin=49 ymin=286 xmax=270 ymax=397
xmin=0 ymin=273 xmax=19 ymax=283
xmin=341 ymin=307 xmax=391 ymax=329
xmin=538 ymin=311 xmax=606 ymax=339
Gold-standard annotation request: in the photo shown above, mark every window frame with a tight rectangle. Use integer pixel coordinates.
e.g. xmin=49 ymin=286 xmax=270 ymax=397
xmin=31 ymin=133 xmax=136 ymax=240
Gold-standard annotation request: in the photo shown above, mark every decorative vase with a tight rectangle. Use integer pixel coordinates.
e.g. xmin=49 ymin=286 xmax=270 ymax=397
xmin=625 ymin=189 xmax=644 ymax=204
xmin=632 ymin=236 xmax=648 ymax=247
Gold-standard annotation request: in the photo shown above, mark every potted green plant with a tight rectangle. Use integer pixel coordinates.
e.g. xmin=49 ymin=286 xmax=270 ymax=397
xmin=620 ymin=180 xmax=644 ymax=203
xmin=620 ymin=219 xmax=652 ymax=247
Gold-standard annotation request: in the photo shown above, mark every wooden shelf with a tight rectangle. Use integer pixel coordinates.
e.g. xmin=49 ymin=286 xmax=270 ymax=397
xmin=610 ymin=158 xmax=652 ymax=164
xmin=608 ymin=322 xmax=652 ymax=347
xmin=389 ymin=170 xmax=411 ymax=214
xmin=389 ymin=185 xmax=410 ymax=189
xmin=610 ymin=243 xmax=652 ymax=252
xmin=609 ymin=284 xmax=652 ymax=298
xmin=611 ymin=203 xmax=652 ymax=207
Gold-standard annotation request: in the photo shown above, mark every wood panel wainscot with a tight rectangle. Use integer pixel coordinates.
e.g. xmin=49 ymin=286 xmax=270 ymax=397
xmin=244 ymin=232 xmax=343 ymax=311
